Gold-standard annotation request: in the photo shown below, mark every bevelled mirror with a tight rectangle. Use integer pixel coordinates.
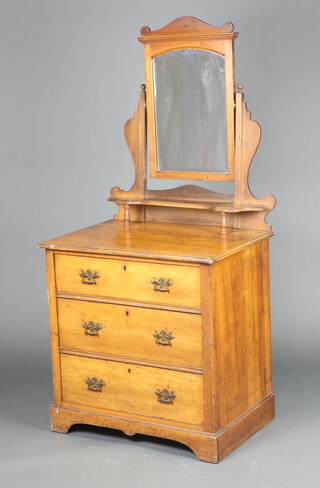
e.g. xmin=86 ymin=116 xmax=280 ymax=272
xmin=139 ymin=18 xmax=236 ymax=181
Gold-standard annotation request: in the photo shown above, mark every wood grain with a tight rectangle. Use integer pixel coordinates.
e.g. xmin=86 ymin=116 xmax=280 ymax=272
xmin=212 ymin=239 xmax=273 ymax=430
xmin=233 ymin=90 xmax=276 ymax=230
xmin=57 ymin=298 xmax=202 ymax=368
xmin=56 ymin=292 xmax=200 ymax=314
xmin=139 ymin=17 xmax=236 ymax=41
xmin=59 ymin=349 xmax=202 ymax=375
xmin=199 ymin=264 xmax=215 ymax=432
xmin=216 ymin=393 xmax=275 ymax=461
xmin=45 ymin=250 xmax=62 ymax=404
xmin=38 ymin=220 xmax=273 ymax=263
xmin=60 ymin=354 xmax=204 ymax=426
xmin=50 ymin=392 xmax=274 ymax=463
xmin=40 ymin=222 xmax=274 ymax=462
xmin=54 ymin=253 xmax=200 ymax=307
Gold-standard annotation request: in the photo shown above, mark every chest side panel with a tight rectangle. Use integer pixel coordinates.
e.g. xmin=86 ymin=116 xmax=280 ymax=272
xmin=212 ymin=238 xmax=272 ymax=430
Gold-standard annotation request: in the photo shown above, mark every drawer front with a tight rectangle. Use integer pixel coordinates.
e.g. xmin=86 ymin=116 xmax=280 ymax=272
xmin=55 ymin=254 xmax=200 ymax=308
xmin=60 ymin=354 xmax=204 ymax=426
xmin=58 ymin=299 xmax=202 ymax=368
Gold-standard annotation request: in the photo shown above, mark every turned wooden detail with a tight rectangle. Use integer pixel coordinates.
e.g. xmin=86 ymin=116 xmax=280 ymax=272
xmin=124 ymin=204 xmax=130 ymax=228
xmin=220 ymin=212 xmax=227 ymax=235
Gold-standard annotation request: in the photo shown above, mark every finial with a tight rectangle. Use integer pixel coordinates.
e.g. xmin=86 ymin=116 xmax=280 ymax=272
xmin=237 ymin=83 xmax=243 ymax=92
xmin=141 ymin=84 xmax=146 ymax=93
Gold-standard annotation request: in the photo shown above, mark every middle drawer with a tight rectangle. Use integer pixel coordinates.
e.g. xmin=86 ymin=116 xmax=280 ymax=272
xmin=57 ymin=299 xmax=202 ymax=368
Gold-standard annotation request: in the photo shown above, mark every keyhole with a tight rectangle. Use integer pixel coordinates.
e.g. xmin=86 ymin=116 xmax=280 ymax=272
xmin=126 ymin=310 xmax=129 ymax=316
xmin=128 ymin=369 xmax=131 ymax=373
xmin=121 ymin=265 xmax=127 ymax=271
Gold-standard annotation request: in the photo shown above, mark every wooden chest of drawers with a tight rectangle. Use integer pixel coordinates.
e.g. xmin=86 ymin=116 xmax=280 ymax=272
xmin=38 ymin=220 xmax=275 ymax=463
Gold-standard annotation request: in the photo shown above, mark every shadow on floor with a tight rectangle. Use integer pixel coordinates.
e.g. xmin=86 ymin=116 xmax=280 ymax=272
xmin=69 ymin=423 xmax=194 ymax=457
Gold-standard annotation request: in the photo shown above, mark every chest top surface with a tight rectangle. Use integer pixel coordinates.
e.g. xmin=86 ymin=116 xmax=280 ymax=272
xmin=38 ymin=220 xmax=272 ymax=264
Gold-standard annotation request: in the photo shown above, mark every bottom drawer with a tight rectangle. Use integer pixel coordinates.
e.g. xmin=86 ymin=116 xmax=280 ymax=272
xmin=60 ymin=354 xmax=204 ymax=426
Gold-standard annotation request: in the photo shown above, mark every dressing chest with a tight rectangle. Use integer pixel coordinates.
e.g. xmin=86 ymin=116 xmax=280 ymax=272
xmin=38 ymin=17 xmax=276 ymax=463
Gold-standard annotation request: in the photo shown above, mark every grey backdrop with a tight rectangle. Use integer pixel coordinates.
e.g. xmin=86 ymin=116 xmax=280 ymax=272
xmin=1 ymin=1 xmax=319 ymax=487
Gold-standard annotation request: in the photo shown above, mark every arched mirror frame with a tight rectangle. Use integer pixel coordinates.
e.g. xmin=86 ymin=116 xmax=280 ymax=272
xmin=139 ymin=17 xmax=237 ymax=181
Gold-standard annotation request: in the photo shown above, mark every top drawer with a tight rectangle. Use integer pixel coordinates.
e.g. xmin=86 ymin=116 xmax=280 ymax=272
xmin=54 ymin=254 xmax=200 ymax=308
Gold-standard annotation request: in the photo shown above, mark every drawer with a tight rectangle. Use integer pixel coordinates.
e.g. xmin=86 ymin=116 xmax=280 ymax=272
xmin=60 ymin=354 xmax=204 ymax=426
xmin=55 ymin=254 xmax=200 ymax=307
xmin=57 ymin=299 xmax=202 ymax=368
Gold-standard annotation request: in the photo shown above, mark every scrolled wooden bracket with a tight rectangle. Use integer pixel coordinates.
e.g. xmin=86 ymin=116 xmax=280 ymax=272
xmin=109 ymin=85 xmax=147 ymax=202
xmin=233 ymin=89 xmax=276 ymax=230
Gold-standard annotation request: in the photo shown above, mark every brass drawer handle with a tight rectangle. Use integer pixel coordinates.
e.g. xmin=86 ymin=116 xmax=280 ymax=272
xmin=153 ymin=330 xmax=174 ymax=346
xmin=151 ymin=277 xmax=173 ymax=292
xmin=85 ymin=377 xmax=105 ymax=392
xmin=155 ymin=388 xmax=176 ymax=404
xmin=80 ymin=269 xmax=100 ymax=285
xmin=82 ymin=321 xmax=102 ymax=336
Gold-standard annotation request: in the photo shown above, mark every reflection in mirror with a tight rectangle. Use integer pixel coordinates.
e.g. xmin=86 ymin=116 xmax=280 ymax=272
xmin=153 ymin=49 xmax=228 ymax=174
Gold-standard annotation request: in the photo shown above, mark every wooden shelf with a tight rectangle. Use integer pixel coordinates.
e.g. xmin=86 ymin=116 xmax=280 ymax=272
xmin=108 ymin=197 xmax=267 ymax=214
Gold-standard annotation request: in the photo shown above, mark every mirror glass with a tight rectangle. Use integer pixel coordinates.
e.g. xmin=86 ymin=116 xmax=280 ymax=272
xmin=153 ymin=49 xmax=228 ymax=174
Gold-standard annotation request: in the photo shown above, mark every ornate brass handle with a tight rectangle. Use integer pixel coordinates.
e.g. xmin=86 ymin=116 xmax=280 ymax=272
xmin=82 ymin=321 xmax=102 ymax=336
xmin=155 ymin=388 xmax=176 ymax=404
xmin=85 ymin=377 xmax=105 ymax=392
xmin=153 ymin=330 xmax=174 ymax=346
xmin=80 ymin=269 xmax=100 ymax=285
xmin=151 ymin=277 xmax=173 ymax=292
